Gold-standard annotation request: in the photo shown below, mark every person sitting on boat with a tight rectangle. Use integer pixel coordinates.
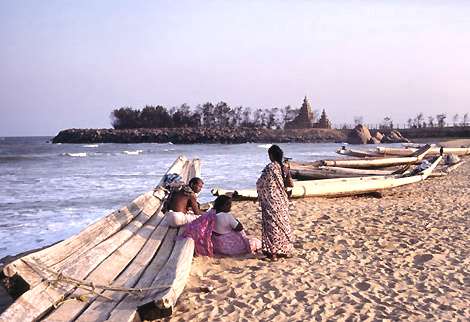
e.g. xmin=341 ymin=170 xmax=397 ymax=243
xmin=165 ymin=177 xmax=204 ymax=227
xmin=181 ymin=195 xmax=261 ymax=256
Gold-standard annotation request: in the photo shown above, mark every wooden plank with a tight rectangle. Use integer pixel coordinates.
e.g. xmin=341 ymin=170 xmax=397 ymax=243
xmin=3 ymin=194 xmax=149 ymax=289
xmin=76 ymin=228 xmax=178 ymax=322
xmin=3 ymin=156 xmax=189 ymax=289
xmin=377 ymin=146 xmax=470 ymax=157
xmin=41 ymin=211 xmax=165 ymax=322
xmin=0 ymin=201 xmax=159 ymax=321
xmin=137 ymin=237 xmax=195 ymax=320
xmin=290 ymin=164 xmax=403 ymax=180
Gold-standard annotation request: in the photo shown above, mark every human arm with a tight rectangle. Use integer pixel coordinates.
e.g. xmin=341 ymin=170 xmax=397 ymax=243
xmin=227 ymin=214 xmax=244 ymax=232
xmin=283 ymin=163 xmax=294 ymax=188
xmin=188 ymin=194 xmax=203 ymax=216
xmin=233 ymin=220 xmax=244 ymax=232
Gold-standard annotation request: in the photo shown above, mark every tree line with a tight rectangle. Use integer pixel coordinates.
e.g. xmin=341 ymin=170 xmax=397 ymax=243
xmin=110 ymin=103 xmax=304 ymax=129
xmin=353 ymin=112 xmax=469 ymax=130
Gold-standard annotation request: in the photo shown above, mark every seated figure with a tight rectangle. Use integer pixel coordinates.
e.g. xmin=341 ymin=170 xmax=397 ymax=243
xmin=211 ymin=195 xmax=261 ymax=256
xmin=165 ymin=177 xmax=204 ymax=227
xmin=181 ymin=195 xmax=261 ymax=257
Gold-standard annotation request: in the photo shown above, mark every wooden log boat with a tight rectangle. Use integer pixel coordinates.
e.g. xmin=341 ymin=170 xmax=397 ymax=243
xmin=290 ymin=162 xmax=409 ymax=180
xmin=0 ymin=156 xmax=199 ymax=322
xmin=321 ymin=144 xmax=432 ymax=169
xmin=212 ymin=156 xmax=442 ymax=200
xmin=336 ymin=147 xmax=383 ymax=158
xmin=376 ymin=146 xmax=470 ymax=157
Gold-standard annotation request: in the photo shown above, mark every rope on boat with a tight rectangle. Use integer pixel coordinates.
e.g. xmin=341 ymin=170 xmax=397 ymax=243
xmin=23 ymin=258 xmax=174 ymax=304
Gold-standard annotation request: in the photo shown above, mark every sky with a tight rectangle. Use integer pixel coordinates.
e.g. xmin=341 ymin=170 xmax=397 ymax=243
xmin=1 ymin=0 xmax=469 ymax=136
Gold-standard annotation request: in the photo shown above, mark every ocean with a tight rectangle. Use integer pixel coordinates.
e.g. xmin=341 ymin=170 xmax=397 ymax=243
xmin=0 ymin=137 xmax=347 ymax=258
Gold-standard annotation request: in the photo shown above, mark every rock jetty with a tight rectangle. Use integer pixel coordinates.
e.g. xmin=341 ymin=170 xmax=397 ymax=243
xmin=52 ymin=128 xmax=347 ymax=144
xmin=346 ymin=124 xmax=410 ymax=144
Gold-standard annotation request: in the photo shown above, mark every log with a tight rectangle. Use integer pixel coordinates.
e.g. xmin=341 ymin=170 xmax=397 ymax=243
xmin=0 ymin=207 xmax=158 ymax=322
xmin=137 ymin=237 xmax=195 ymax=320
xmin=41 ymin=211 xmax=166 ymax=322
xmin=86 ymin=229 xmax=179 ymax=322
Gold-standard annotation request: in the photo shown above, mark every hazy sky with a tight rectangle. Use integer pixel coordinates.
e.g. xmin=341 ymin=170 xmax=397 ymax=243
xmin=1 ymin=0 xmax=469 ymax=136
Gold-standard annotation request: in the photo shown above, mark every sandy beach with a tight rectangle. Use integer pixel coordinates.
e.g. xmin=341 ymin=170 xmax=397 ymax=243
xmin=170 ymin=154 xmax=470 ymax=321
xmin=1 ymin=140 xmax=469 ymax=321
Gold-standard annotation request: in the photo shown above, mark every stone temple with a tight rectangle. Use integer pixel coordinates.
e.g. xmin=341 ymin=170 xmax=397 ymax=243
xmin=284 ymin=97 xmax=331 ymax=129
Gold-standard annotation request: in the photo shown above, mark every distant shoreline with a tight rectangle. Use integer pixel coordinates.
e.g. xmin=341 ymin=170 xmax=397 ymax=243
xmin=51 ymin=126 xmax=470 ymax=145
xmin=51 ymin=128 xmax=348 ymax=144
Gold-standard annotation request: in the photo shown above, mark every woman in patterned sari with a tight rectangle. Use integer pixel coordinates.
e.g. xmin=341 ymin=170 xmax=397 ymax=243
xmin=256 ymin=145 xmax=294 ymax=260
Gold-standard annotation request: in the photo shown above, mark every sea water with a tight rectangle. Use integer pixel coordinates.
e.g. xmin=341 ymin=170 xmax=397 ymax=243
xmin=0 ymin=137 xmax=347 ymax=258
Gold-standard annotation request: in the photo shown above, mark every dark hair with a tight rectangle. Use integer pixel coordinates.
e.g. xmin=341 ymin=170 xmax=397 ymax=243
xmin=214 ymin=195 xmax=232 ymax=213
xmin=268 ymin=145 xmax=286 ymax=185
xmin=188 ymin=177 xmax=203 ymax=187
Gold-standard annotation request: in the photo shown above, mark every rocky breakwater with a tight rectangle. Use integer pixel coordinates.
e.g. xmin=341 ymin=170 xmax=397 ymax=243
xmin=346 ymin=124 xmax=410 ymax=144
xmin=52 ymin=128 xmax=347 ymax=144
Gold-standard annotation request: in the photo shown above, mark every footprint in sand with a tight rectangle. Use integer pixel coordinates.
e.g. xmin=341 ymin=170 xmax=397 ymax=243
xmin=355 ymin=282 xmax=371 ymax=291
xmin=413 ymin=254 xmax=433 ymax=265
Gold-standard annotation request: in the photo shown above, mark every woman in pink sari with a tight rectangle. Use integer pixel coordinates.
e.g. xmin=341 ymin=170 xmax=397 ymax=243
xmin=182 ymin=195 xmax=260 ymax=256
xmin=211 ymin=195 xmax=261 ymax=256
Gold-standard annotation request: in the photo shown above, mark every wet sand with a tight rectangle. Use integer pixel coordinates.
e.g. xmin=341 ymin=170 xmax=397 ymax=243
xmin=170 ymin=159 xmax=470 ymax=321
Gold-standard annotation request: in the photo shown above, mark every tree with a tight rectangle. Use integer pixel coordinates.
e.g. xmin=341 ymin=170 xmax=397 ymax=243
xmin=110 ymin=107 xmax=141 ymax=129
xmin=282 ymin=105 xmax=298 ymax=127
xmin=436 ymin=114 xmax=446 ymax=127
xmin=170 ymin=104 xmax=189 ymax=127
xmin=427 ymin=116 xmax=434 ymax=127
xmin=415 ymin=113 xmax=424 ymax=128
xmin=380 ymin=116 xmax=393 ymax=129
xmin=230 ymin=106 xmax=244 ymax=128
xmin=354 ymin=116 xmax=363 ymax=125
xmin=407 ymin=118 xmax=413 ymax=128
xmin=453 ymin=113 xmax=459 ymax=126
xmin=240 ymin=107 xmax=253 ymax=127
xmin=252 ymin=108 xmax=265 ymax=127
xmin=463 ymin=113 xmax=469 ymax=126
xmin=213 ymin=101 xmax=232 ymax=128
xmin=139 ymin=105 xmax=173 ymax=128
xmin=200 ymin=102 xmax=215 ymax=127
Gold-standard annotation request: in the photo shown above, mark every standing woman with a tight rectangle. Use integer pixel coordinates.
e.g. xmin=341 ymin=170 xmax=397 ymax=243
xmin=256 ymin=145 xmax=294 ymax=260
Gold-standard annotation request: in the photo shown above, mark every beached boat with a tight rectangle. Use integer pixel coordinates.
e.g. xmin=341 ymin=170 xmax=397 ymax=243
xmin=212 ymin=156 xmax=442 ymax=199
xmin=336 ymin=147 xmax=383 ymax=158
xmin=376 ymin=146 xmax=470 ymax=157
xmin=290 ymin=162 xmax=409 ymax=180
xmin=320 ymin=144 xmax=432 ymax=169
xmin=0 ymin=156 xmax=199 ymax=322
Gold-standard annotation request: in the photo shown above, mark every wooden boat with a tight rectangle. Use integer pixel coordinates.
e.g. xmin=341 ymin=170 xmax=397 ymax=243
xmin=321 ymin=144 xmax=432 ymax=169
xmin=376 ymin=146 xmax=470 ymax=157
xmin=212 ymin=156 xmax=442 ymax=199
xmin=0 ymin=156 xmax=199 ymax=322
xmin=336 ymin=147 xmax=382 ymax=158
xmin=290 ymin=162 xmax=409 ymax=180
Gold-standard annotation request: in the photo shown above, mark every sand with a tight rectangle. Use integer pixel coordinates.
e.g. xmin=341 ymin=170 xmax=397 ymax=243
xmin=169 ymin=160 xmax=470 ymax=321
xmin=1 ymin=140 xmax=469 ymax=320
